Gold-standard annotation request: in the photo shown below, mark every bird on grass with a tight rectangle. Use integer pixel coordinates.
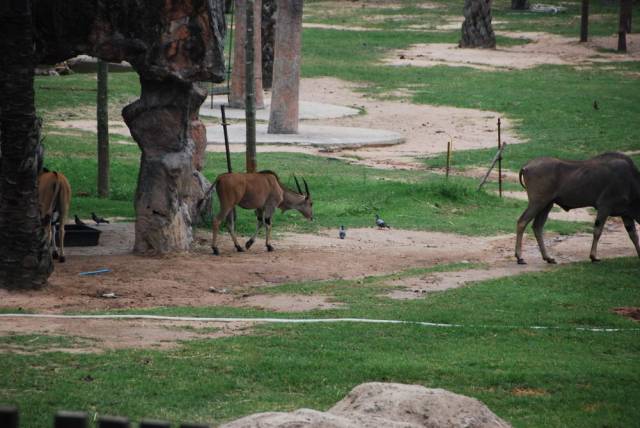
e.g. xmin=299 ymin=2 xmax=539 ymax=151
xmin=91 ymin=212 xmax=110 ymax=225
xmin=375 ymin=214 xmax=390 ymax=229
xmin=593 ymin=100 xmax=599 ymax=110
xmin=339 ymin=225 xmax=346 ymax=239
xmin=74 ymin=215 xmax=87 ymax=227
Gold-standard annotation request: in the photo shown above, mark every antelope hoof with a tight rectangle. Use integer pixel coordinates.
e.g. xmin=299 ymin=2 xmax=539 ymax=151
xmin=590 ymin=255 xmax=601 ymax=263
xmin=235 ymin=244 xmax=245 ymax=253
xmin=245 ymin=239 xmax=255 ymax=250
xmin=52 ymin=251 xmax=59 ymax=260
xmin=517 ymin=257 xmax=527 ymax=265
xmin=266 ymin=244 xmax=275 ymax=252
xmin=545 ymin=257 xmax=557 ymax=265
xmin=212 ymin=247 xmax=220 ymax=256
xmin=59 ymin=256 xmax=66 ymax=263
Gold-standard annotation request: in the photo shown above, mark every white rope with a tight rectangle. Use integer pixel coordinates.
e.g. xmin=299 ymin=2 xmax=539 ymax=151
xmin=1 ymin=313 xmax=638 ymax=333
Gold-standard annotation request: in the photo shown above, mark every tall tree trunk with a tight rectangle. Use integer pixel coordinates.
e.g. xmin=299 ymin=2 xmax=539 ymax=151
xmin=511 ymin=0 xmax=529 ymax=10
xmin=122 ymin=80 xmax=208 ymax=254
xmin=580 ymin=0 xmax=589 ymax=42
xmin=261 ymin=0 xmax=277 ymax=90
xmin=618 ymin=0 xmax=633 ymax=52
xmin=245 ymin=0 xmax=258 ymax=173
xmin=460 ymin=0 xmax=496 ymax=48
xmin=230 ymin=0 xmax=265 ymax=109
xmin=268 ymin=0 xmax=303 ymax=134
xmin=0 ymin=0 xmax=52 ymax=289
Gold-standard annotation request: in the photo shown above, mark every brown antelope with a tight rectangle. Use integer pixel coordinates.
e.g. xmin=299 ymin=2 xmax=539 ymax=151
xmin=209 ymin=171 xmax=313 ymax=255
xmin=38 ymin=171 xmax=71 ymax=263
xmin=516 ymin=152 xmax=640 ymax=264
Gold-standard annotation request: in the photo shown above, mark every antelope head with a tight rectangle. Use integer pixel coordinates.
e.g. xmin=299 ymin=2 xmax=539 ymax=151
xmin=290 ymin=176 xmax=314 ymax=221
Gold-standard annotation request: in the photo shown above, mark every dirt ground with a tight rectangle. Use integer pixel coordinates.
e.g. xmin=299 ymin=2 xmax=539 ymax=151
xmin=4 ymin=27 xmax=639 ymax=352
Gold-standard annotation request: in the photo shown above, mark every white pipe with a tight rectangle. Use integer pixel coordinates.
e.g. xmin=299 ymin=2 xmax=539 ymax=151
xmin=0 ymin=313 xmax=638 ymax=333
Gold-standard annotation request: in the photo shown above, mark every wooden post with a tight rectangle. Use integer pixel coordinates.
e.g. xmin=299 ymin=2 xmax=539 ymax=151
xmin=97 ymin=59 xmax=109 ymax=198
xmin=498 ymin=118 xmax=502 ymax=198
xmin=446 ymin=140 xmax=452 ymax=179
xmin=98 ymin=415 xmax=130 ymax=428
xmin=0 ymin=406 xmax=18 ymax=428
xmin=580 ymin=0 xmax=589 ymax=42
xmin=55 ymin=411 xmax=88 ymax=428
xmin=245 ymin=0 xmax=257 ymax=172
xmin=221 ymin=106 xmax=233 ymax=173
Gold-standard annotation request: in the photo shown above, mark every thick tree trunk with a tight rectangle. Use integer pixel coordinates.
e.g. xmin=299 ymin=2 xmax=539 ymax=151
xmin=618 ymin=0 xmax=633 ymax=52
xmin=460 ymin=0 xmax=496 ymax=48
xmin=230 ymin=0 xmax=265 ymax=109
xmin=0 ymin=0 xmax=52 ymax=289
xmin=261 ymin=0 xmax=277 ymax=90
xmin=511 ymin=0 xmax=529 ymax=10
xmin=123 ymin=80 xmax=208 ymax=254
xmin=268 ymin=0 xmax=303 ymax=134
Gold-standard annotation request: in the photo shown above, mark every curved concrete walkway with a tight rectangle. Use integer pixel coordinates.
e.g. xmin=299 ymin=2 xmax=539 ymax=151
xmin=200 ymin=100 xmax=360 ymax=121
xmin=206 ymin=123 xmax=404 ymax=149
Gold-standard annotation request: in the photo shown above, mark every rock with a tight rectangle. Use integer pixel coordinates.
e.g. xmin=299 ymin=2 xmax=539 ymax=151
xmin=221 ymin=382 xmax=511 ymax=428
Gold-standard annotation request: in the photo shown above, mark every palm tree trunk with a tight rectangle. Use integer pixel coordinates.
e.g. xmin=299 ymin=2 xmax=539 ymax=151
xmin=460 ymin=0 xmax=496 ymax=48
xmin=0 ymin=0 xmax=52 ymax=289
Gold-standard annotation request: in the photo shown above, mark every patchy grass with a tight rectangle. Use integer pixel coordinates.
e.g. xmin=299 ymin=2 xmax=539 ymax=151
xmin=2 ymin=258 xmax=639 ymax=427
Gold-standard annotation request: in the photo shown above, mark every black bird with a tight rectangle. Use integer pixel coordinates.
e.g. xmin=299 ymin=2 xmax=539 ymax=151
xmin=375 ymin=214 xmax=390 ymax=229
xmin=91 ymin=212 xmax=110 ymax=225
xmin=339 ymin=225 xmax=346 ymax=239
xmin=593 ymin=100 xmax=599 ymax=110
xmin=74 ymin=215 xmax=87 ymax=227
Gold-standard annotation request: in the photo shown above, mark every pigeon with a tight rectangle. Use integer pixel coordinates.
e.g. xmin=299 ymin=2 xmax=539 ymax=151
xmin=339 ymin=225 xmax=346 ymax=239
xmin=91 ymin=212 xmax=110 ymax=225
xmin=74 ymin=215 xmax=87 ymax=226
xmin=375 ymin=214 xmax=390 ymax=229
xmin=593 ymin=100 xmax=599 ymax=110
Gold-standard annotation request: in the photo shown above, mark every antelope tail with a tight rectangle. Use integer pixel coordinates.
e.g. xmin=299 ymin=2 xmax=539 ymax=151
xmin=519 ymin=168 xmax=527 ymax=190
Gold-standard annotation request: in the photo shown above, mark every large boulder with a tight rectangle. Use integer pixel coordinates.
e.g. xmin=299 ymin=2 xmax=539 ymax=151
xmin=221 ymin=382 xmax=512 ymax=428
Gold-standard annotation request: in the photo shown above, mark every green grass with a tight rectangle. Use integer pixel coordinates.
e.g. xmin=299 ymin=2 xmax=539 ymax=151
xmin=2 ymin=258 xmax=639 ymax=427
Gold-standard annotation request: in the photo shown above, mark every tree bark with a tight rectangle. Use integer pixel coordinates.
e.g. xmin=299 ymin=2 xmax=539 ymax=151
xmin=618 ymin=0 xmax=632 ymax=52
xmin=245 ymin=0 xmax=258 ymax=173
xmin=230 ymin=0 xmax=265 ymax=109
xmin=97 ymin=59 xmax=109 ymax=198
xmin=511 ymin=0 xmax=529 ymax=10
xmin=261 ymin=0 xmax=277 ymax=90
xmin=580 ymin=0 xmax=589 ymax=42
xmin=0 ymin=0 xmax=52 ymax=289
xmin=123 ymin=80 xmax=208 ymax=254
xmin=268 ymin=0 xmax=303 ymax=134
xmin=460 ymin=0 xmax=496 ymax=49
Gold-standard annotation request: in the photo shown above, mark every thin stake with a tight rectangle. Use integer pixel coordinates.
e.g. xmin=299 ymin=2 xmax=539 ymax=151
xmin=498 ymin=118 xmax=502 ymax=198
xmin=446 ymin=139 xmax=452 ymax=179
xmin=221 ymin=105 xmax=232 ymax=173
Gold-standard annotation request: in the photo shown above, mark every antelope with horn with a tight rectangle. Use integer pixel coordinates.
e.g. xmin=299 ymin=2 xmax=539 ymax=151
xmin=209 ymin=171 xmax=313 ymax=255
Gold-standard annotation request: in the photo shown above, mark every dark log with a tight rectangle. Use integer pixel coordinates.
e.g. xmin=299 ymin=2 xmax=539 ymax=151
xmin=460 ymin=0 xmax=496 ymax=49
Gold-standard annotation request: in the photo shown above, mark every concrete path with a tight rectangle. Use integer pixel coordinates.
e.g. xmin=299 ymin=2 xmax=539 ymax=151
xmin=200 ymin=100 xmax=360 ymax=121
xmin=206 ymin=123 xmax=404 ymax=149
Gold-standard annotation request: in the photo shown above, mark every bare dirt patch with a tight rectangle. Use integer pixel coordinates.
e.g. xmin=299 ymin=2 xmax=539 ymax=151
xmin=613 ymin=307 xmax=640 ymax=322
xmin=385 ymin=32 xmax=640 ymax=70
xmin=0 ymin=318 xmax=251 ymax=353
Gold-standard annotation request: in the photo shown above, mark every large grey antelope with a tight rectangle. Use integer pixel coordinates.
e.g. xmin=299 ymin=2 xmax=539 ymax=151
xmin=210 ymin=171 xmax=313 ymax=255
xmin=38 ymin=171 xmax=72 ymax=263
xmin=515 ymin=152 xmax=640 ymax=264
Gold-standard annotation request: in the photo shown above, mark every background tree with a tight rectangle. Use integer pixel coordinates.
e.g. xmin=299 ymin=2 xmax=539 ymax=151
xmin=460 ymin=0 xmax=496 ymax=48
xmin=262 ymin=0 xmax=277 ymax=90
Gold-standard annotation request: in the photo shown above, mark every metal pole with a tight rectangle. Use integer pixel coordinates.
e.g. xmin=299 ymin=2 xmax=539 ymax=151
xmin=498 ymin=118 xmax=502 ymax=198
xmin=221 ymin=105 xmax=232 ymax=173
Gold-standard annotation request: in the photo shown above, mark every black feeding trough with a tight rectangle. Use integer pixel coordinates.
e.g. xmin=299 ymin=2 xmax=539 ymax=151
xmin=55 ymin=224 xmax=102 ymax=247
